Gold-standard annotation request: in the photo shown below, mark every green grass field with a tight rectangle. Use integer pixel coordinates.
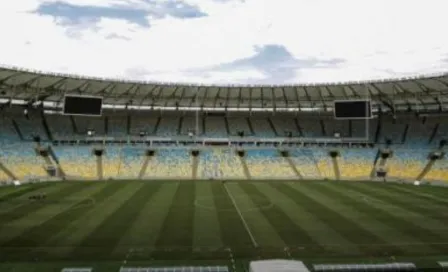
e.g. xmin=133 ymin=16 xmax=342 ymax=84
xmin=0 ymin=180 xmax=447 ymax=271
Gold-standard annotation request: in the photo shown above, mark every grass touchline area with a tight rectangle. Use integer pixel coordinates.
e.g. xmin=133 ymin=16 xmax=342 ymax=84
xmin=0 ymin=179 xmax=447 ymax=272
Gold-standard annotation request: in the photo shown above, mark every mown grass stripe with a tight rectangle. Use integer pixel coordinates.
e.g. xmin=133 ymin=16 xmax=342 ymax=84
xmin=0 ymin=183 xmax=107 ymax=261
xmin=332 ymin=182 xmax=448 ymax=253
xmin=56 ymin=182 xmax=139 ymax=258
xmin=210 ymin=182 xmax=254 ymax=250
xmin=342 ymin=182 xmax=448 ymax=235
xmin=37 ymin=182 xmax=130 ymax=258
xmin=387 ymin=184 xmax=448 ymax=206
xmin=0 ymin=184 xmax=51 ymax=201
xmin=193 ymin=181 xmax=223 ymax=248
xmin=0 ymin=183 xmax=83 ymax=226
xmin=113 ymin=182 xmax=178 ymax=252
xmin=363 ymin=183 xmax=448 ymax=215
xmin=154 ymin=182 xmax=196 ymax=249
xmin=313 ymin=182 xmax=438 ymax=255
xmin=228 ymin=183 xmax=284 ymax=247
xmin=239 ymin=183 xmax=321 ymax=249
xmin=256 ymin=182 xmax=361 ymax=256
xmin=275 ymin=182 xmax=404 ymax=256
xmin=2 ymin=182 xmax=127 ymax=261
xmin=71 ymin=182 xmax=163 ymax=260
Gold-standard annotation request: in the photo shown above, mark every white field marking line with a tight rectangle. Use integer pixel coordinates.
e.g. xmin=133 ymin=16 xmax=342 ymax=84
xmin=194 ymin=195 xmax=274 ymax=213
xmin=223 ymin=183 xmax=258 ymax=247
xmin=227 ymin=248 xmax=237 ymax=272
xmin=284 ymin=246 xmax=292 ymax=259
xmin=121 ymin=248 xmax=134 ymax=267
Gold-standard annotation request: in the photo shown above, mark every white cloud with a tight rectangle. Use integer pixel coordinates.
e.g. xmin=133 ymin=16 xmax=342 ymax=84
xmin=0 ymin=0 xmax=447 ymax=84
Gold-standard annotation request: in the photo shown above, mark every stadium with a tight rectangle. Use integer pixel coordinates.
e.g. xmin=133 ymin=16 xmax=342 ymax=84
xmin=0 ymin=65 xmax=448 ymax=272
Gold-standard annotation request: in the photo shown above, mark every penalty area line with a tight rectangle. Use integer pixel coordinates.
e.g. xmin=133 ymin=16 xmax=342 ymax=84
xmin=223 ymin=183 xmax=258 ymax=247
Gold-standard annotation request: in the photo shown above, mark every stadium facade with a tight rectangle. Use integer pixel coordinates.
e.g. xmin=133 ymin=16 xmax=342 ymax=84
xmin=0 ymin=65 xmax=447 ymax=183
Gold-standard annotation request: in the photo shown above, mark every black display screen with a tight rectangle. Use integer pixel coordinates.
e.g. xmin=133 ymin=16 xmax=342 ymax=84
xmin=334 ymin=100 xmax=371 ymax=119
xmin=63 ymin=95 xmax=103 ymax=116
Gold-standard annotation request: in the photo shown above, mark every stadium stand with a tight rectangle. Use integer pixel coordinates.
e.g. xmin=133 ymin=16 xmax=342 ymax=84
xmin=74 ymin=116 xmax=105 ymax=136
xmin=0 ymin=66 xmax=447 ymax=185
xmin=108 ymin=116 xmax=128 ymax=137
xmin=130 ymin=116 xmax=158 ymax=136
xmin=245 ymin=149 xmax=296 ymax=178
xmin=204 ymin=116 xmax=227 ymax=137
xmin=117 ymin=147 xmax=144 ymax=178
xmin=198 ymin=149 xmax=246 ymax=179
xmin=156 ymin=117 xmax=179 ymax=136
xmin=313 ymin=149 xmax=335 ymax=179
xmin=227 ymin=117 xmax=251 ymax=136
xmin=53 ymin=146 xmax=97 ymax=179
xmin=387 ymin=148 xmax=428 ymax=180
xmin=250 ymin=118 xmax=276 ymax=137
xmin=0 ymin=143 xmax=46 ymax=179
xmin=144 ymin=149 xmax=191 ymax=178
xmin=290 ymin=149 xmax=321 ymax=178
xmin=46 ymin=114 xmax=74 ymax=138
xmin=338 ymin=148 xmax=376 ymax=179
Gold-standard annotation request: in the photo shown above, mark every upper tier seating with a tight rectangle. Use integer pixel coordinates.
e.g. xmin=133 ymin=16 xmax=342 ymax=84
xmin=15 ymin=116 xmax=48 ymax=141
xmin=272 ymin=117 xmax=299 ymax=137
xmin=228 ymin=117 xmax=251 ymax=136
xmin=322 ymin=118 xmax=350 ymax=137
xmin=74 ymin=116 xmax=105 ymax=135
xmin=156 ymin=117 xmax=179 ymax=136
xmin=0 ymin=117 xmax=20 ymax=143
xmin=181 ymin=117 xmax=203 ymax=136
xmin=108 ymin=117 xmax=128 ymax=137
xmin=298 ymin=119 xmax=323 ymax=137
xmin=379 ymin=116 xmax=406 ymax=144
xmin=250 ymin=118 xmax=276 ymax=137
xmin=130 ymin=117 xmax=158 ymax=135
xmin=46 ymin=115 xmax=74 ymax=138
xmin=204 ymin=117 xmax=227 ymax=137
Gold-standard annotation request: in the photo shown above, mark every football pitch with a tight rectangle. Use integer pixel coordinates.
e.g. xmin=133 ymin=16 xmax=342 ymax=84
xmin=0 ymin=180 xmax=447 ymax=271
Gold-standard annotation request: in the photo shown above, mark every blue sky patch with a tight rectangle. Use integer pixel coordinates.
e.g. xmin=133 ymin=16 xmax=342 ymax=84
xmin=35 ymin=1 xmax=206 ymax=27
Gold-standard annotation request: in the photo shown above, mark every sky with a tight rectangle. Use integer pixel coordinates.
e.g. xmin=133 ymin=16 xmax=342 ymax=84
xmin=0 ymin=0 xmax=447 ymax=85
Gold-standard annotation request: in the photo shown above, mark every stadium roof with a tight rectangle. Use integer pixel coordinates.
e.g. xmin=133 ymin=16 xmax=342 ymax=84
xmin=1 ymin=65 xmax=448 ymax=110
